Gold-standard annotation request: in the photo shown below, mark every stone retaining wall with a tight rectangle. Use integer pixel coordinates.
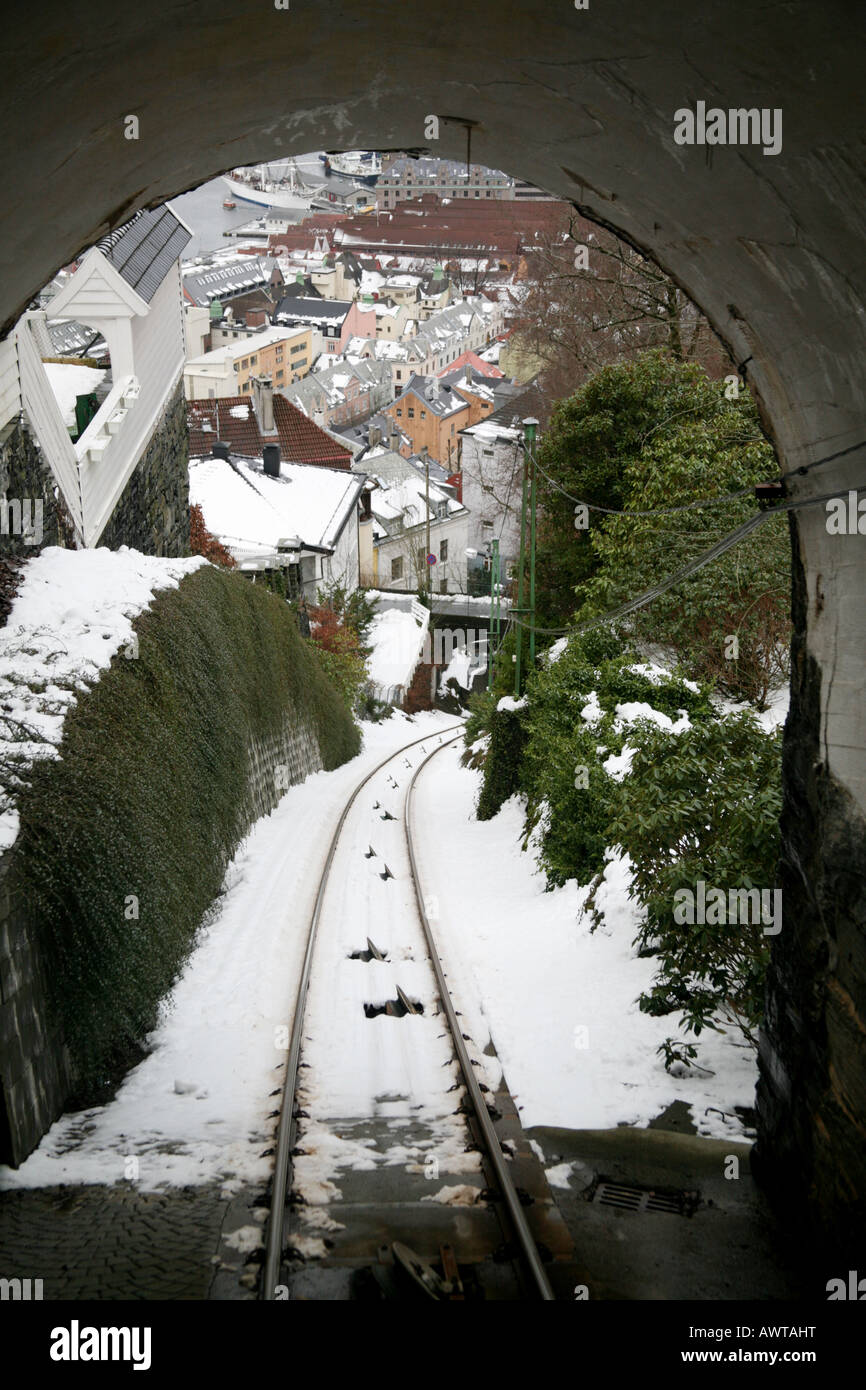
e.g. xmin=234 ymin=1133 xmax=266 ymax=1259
xmin=0 ymin=657 xmax=327 ymax=1168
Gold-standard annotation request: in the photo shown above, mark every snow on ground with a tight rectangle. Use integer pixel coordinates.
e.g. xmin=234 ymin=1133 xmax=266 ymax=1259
xmin=0 ymin=710 xmax=458 ymax=1193
xmin=43 ymin=363 xmax=106 ymax=429
xmin=365 ymin=606 xmax=429 ymax=699
xmin=412 ymin=746 xmax=759 ymax=1143
xmin=0 ymin=546 xmax=206 ymax=850
xmin=719 ymin=684 xmax=789 ymax=732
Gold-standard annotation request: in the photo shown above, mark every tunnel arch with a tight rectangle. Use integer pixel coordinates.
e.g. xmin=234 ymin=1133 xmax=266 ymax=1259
xmin=2 ymin=0 xmax=864 ymax=1261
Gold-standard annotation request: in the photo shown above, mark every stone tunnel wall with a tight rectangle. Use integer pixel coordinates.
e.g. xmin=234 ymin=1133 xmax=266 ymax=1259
xmin=754 ymin=524 xmax=866 ymax=1265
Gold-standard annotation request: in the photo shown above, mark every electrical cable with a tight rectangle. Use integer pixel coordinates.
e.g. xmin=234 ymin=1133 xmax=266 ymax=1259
xmin=532 ymin=450 xmax=757 ymax=515
xmin=529 ymin=431 xmax=866 ymax=518
xmin=511 ymin=481 xmax=866 ymax=640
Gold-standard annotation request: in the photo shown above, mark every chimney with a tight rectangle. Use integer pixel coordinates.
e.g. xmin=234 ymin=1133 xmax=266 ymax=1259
xmin=465 ymin=361 xmax=472 ymax=385
xmin=263 ymin=443 xmax=281 ymax=477
xmin=246 ymin=308 xmax=267 ymax=329
xmin=389 ymin=426 xmax=400 ymax=453
xmin=212 ymin=440 xmax=231 ymax=460
xmin=369 ymin=423 xmax=382 ymax=448
xmin=253 ymin=375 xmax=276 ymax=434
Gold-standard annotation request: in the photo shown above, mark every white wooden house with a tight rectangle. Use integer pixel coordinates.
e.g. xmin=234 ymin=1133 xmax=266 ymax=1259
xmin=0 ymin=204 xmax=191 ymax=546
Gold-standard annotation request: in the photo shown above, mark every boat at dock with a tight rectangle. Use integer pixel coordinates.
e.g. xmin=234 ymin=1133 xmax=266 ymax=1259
xmin=321 ymin=150 xmax=382 ymax=182
xmin=222 ymin=160 xmax=319 ymax=211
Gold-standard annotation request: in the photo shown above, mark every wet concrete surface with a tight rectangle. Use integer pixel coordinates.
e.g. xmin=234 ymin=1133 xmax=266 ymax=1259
xmin=0 ymin=1109 xmax=801 ymax=1301
xmin=528 ymin=1121 xmax=803 ymax=1301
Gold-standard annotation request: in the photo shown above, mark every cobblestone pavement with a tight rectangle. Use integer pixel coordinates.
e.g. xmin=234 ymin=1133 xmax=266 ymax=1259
xmin=0 ymin=1183 xmax=265 ymax=1300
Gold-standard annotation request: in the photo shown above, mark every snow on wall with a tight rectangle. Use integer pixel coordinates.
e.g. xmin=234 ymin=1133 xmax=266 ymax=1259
xmin=0 ymin=546 xmax=207 ymax=852
xmin=366 ymin=604 xmax=429 ymax=701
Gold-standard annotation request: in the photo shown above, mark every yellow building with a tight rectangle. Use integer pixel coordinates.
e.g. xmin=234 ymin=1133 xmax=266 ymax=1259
xmin=184 ymin=326 xmax=313 ymax=400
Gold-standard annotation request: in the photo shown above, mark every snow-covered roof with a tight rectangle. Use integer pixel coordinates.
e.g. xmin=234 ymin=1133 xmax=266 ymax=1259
xmin=369 ymin=470 xmax=462 ymax=533
xmin=189 ymin=452 xmax=365 ymax=560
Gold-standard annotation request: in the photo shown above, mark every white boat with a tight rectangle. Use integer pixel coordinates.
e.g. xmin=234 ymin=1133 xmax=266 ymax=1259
xmin=324 ymin=150 xmax=382 ymax=179
xmin=222 ymin=160 xmax=318 ymax=211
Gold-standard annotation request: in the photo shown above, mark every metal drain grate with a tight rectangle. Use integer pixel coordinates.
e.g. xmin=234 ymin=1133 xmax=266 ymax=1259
xmin=591 ymin=1180 xmax=698 ymax=1216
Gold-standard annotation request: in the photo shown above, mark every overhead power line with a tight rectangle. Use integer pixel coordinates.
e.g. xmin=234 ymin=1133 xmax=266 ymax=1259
xmin=530 ymin=434 xmax=866 ymax=519
xmin=513 ymin=482 xmax=865 ymax=640
xmin=531 ymin=450 xmax=757 ymax=516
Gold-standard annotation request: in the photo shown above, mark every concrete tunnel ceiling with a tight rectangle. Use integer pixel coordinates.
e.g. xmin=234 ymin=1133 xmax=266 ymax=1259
xmin=2 ymin=1 xmax=865 ymax=1255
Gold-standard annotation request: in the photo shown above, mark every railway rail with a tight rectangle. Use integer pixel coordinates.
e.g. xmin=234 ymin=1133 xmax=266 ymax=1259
xmin=261 ymin=723 xmax=556 ymax=1301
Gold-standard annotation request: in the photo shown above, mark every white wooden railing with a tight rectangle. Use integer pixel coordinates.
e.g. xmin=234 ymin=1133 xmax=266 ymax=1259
xmin=409 ymin=597 xmax=429 ymax=625
xmin=14 ymin=318 xmax=84 ymax=538
xmin=2 ymin=292 xmax=184 ymax=548
xmin=0 ymin=336 xmax=20 ymax=429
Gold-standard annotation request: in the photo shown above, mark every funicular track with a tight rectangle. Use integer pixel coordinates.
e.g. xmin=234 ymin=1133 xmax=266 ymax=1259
xmin=260 ymin=724 xmax=557 ymax=1301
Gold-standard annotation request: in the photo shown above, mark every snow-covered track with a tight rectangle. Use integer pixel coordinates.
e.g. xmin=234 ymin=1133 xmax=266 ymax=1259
xmin=261 ymin=723 xmax=465 ymax=1299
xmin=403 ymin=743 xmax=555 ymax=1301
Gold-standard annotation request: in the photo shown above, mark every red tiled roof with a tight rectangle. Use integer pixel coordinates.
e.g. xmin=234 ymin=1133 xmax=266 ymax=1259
xmin=186 ymin=395 xmax=352 ymax=468
xmin=267 ymin=200 xmax=571 ymax=260
xmin=437 ymin=350 xmax=504 ymax=380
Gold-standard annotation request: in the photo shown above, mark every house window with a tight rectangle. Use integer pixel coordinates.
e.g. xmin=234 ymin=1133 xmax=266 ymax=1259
xmin=407 ymin=407 xmax=415 ymax=419
xmin=241 ymin=358 xmax=249 ymax=368
xmin=290 ymin=342 xmax=305 ymax=354
xmin=420 ymin=410 xmax=426 ymax=419
xmin=396 ymin=407 xmax=402 ymax=416
xmin=440 ymin=539 xmax=448 ymax=561
xmin=250 ymin=355 xmax=258 ymax=364
xmin=391 ymin=556 xmax=403 ymax=581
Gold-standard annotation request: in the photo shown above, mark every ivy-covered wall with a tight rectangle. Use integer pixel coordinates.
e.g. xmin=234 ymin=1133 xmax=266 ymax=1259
xmin=98 ymin=382 xmax=190 ymax=557
xmin=0 ymin=417 xmax=73 ymax=556
xmin=0 ymin=563 xmax=360 ymax=1165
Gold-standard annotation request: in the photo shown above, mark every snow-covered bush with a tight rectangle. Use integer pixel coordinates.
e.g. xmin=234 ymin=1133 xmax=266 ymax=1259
xmin=608 ymin=711 xmax=782 ymax=1057
xmin=474 ymin=627 xmax=782 ymax=1068
xmin=520 ymin=631 xmax=713 ymax=885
